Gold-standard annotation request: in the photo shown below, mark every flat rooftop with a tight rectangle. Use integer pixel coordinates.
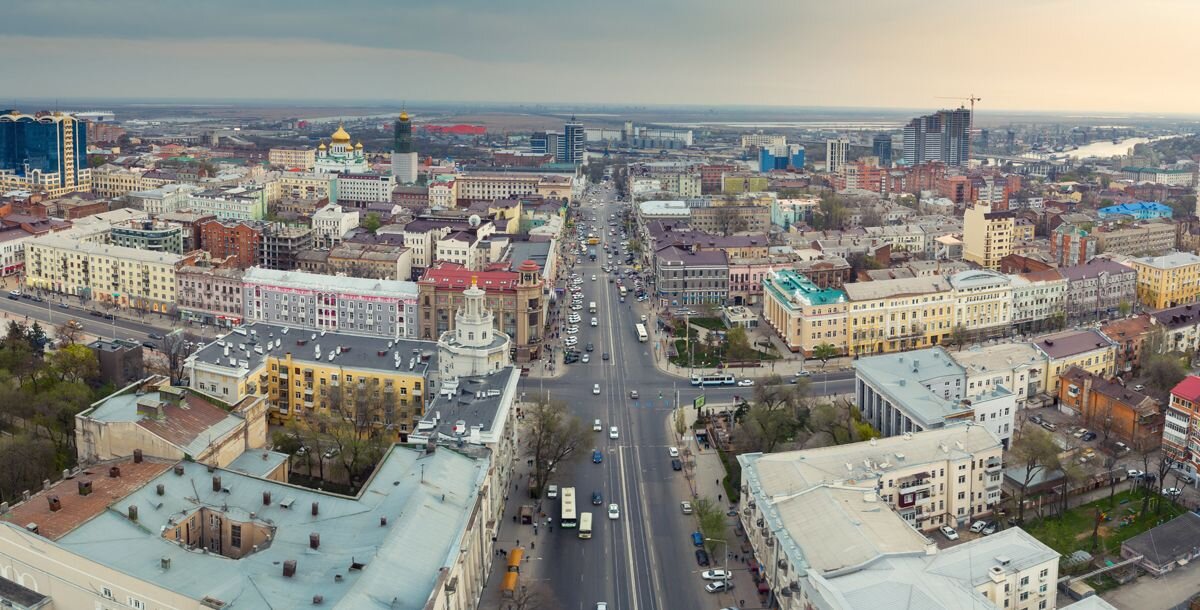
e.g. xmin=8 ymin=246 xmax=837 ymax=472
xmin=243 ymin=267 xmax=419 ymax=299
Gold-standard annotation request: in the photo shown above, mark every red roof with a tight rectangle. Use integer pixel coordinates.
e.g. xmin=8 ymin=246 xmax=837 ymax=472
xmin=419 ymin=262 xmax=518 ymax=291
xmin=1171 ymin=376 xmax=1200 ymax=402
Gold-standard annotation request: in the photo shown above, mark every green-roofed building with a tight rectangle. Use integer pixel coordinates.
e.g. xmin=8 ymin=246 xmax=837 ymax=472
xmin=762 ymin=268 xmax=848 ymax=356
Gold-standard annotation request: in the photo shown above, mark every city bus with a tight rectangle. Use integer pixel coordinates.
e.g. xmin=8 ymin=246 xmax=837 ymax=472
xmin=690 ymin=372 xmax=736 ymax=386
xmin=560 ymin=487 xmax=578 ymax=528
xmin=635 ymin=323 xmax=648 ymax=343
xmin=500 ymin=546 xmax=525 ymax=598
xmin=578 ymin=512 xmax=593 ymax=539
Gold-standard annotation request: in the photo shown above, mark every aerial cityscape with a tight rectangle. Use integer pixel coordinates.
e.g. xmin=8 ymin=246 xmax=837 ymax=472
xmin=3 ymin=3 xmax=1200 ymax=610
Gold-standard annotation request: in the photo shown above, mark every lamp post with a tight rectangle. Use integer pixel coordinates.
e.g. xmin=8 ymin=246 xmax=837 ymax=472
xmin=704 ymin=537 xmax=730 ymax=593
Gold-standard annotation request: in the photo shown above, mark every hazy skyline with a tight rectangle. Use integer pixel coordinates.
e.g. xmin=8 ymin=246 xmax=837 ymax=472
xmin=3 ymin=0 xmax=1199 ymax=114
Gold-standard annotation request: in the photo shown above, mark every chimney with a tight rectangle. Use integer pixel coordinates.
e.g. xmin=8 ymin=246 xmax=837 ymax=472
xmin=47 ymin=496 xmax=61 ymax=512
xmin=380 ymin=516 xmax=388 ymax=527
xmin=173 ymin=465 xmax=185 ymax=476
xmin=78 ymin=480 xmax=93 ymax=496
xmin=212 ymin=476 xmax=221 ymax=492
xmin=128 ymin=505 xmax=138 ymax=521
xmin=311 ymin=501 xmax=319 ymax=516
xmin=309 ymin=533 xmax=320 ymax=549
xmin=263 ymin=491 xmax=272 ymax=506
xmin=109 ymin=466 xmax=121 ymax=478
xmin=283 ymin=560 xmax=297 ymax=578
xmin=156 ymin=484 xmax=165 ymax=496
xmin=161 ymin=557 xmax=171 ymax=570
xmin=133 ymin=449 xmax=143 ymax=463
xmin=312 ymin=595 xmax=324 ymax=605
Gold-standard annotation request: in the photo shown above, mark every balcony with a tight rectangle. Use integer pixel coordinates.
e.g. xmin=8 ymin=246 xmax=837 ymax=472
xmin=985 ymin=458 xmax=1002 ymax=474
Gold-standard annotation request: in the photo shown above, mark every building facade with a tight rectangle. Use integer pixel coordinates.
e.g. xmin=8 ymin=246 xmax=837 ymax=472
xmin=761 ymin=269 xmax=848 ymax=355
xmin=267 ymin=146 xmax=316 ymax=170
xmin=200 ymin=219 xmax=264 ymax=269
xmin=1059 ymin=259 xmax=1137 ymax=323
xmin=654 ymin=246 xmax=729 ymax=306
xmin=963 ymin=203 xmax=1015 ymax=270
xmin=418 ymin=261 xmax=545 ymax=361
xmin=1129 ymin=251 xmax=1200 ymax=309
xmin=176 ymin=262 xmax=246 ymax=327
xmin=110 ymin=219 xmax=184 ymax=254
xmin=242 ymin=267 xmax=419 ymax=340
xmin=24 ymin=235 xmax=181 ymax=313
xmin=314 ymin=124 xmax=369 ymax=174
xmin=0 ymin=111 xmax=89 ymax=197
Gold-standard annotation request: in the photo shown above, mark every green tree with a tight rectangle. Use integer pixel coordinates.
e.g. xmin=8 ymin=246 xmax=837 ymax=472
xmin=1118 ymin=300 xmax=1132 ymax=317
xmin=361 ymin=212 xmax=382 ymax=234
xmin=811 ymin=343 xmax=837 ymax=369
xmin=949 ymin=324 xmax=970 ymax=351
xmin=524 ymin=395 xmax=589 ymax=498
xmin=1143 ymin=353 xmax=1187 ymax=391
xmin=1011 ymin=427 xmax=1060 ymax=522
xmin=724 ymin=326 xmax=756 ymax=361
xmin=47 ymin=344 xmax=99 ymax=384
xmin=692 ymin=497 xmax=727 ymax=555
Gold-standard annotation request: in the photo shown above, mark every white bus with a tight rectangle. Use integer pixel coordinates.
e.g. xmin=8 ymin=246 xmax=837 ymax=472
xmin=618 ymin=286 xmax=628 ymax=298
xmin=578 ymin=512 xmax=593 ymax=539
xmin=560 ymin=487 xmax=578 ymax=529
xmin=690 ymin=372 xmax=736 ymax=386
xmin=635 ymin=323 xmax=648 ymax=343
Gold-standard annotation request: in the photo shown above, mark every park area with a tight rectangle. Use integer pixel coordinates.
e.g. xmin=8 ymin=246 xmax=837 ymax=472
xmin=668 ymin=318 xmax=778 ymax=368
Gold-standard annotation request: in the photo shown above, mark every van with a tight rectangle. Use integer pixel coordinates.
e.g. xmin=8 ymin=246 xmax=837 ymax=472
xmin=589 ymin=302 xmax=597 ymax=313
xmin=1040 ymin=421 xmax=1057 ymax=431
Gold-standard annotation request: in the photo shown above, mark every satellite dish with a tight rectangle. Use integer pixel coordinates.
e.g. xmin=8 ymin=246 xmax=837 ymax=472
xmin=468 ymin=214 xmax=481 ymax=227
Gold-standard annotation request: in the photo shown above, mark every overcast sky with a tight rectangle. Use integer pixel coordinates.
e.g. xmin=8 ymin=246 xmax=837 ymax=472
xmin=3 ymin=0 xmax=1197 ymax=113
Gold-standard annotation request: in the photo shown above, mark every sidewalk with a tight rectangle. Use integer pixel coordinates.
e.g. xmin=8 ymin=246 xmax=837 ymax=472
xmin=666 ymin=403 xmax=765 ymax=609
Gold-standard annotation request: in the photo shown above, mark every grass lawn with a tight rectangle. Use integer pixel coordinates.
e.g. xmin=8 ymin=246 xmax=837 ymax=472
xmin=1023 ymin=489 xmax=1188 ymax=557
xmin=689 ymin=317 xmax=727 ymax=331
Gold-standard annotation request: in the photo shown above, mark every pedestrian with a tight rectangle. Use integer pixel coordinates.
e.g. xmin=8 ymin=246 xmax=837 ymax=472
xmin=512 ymin=515 xmax=517 ymax=523
xmin=516 ymin=539 xmax=520 ymax=546
xmin=718 ymin=493 xmax=722 ymax=502
xmin=531 ymin=541 xmax=535 ymax=550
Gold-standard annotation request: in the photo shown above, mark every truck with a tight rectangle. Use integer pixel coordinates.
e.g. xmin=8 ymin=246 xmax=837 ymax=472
xmin=588 ymin=247 xmax=597 ymax=261
xmin=589 ymin=301 xmax=597 ymax=313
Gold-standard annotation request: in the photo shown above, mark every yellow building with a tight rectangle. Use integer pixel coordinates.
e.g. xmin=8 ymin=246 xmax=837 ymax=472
xmin=278 ymin=171 xmax=334 ymax=200
xmin=962 ymin=203 xmax=1015 ymax=270
xmin=488 ymin=199 xmax=523 ymax=233
xmin=1032 ymin=328 xmax=1115 ymax=391
xmin=1129 ymin=251 xmax=1200 ymax=309
xmin=844 ymin=276 xmax=956 ymax=356
xmin=761 ymin=269 xmax=848 ymax=356
xmin=722 ymin=173 xmax=770 ymax=194
xmin=186 ymin=322 xmax=432 ymax=437
xmin=25 ymin=235 xmax=181 ymax=313
xmin=268 ymin=147 xmax=316 ymax=170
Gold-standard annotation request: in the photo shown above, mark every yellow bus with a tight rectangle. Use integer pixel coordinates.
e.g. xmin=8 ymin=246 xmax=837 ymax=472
xmin=578 ymin=512 xmax=593 ymax=539
xmin=500 ymin=547 xmax=525 ymax=598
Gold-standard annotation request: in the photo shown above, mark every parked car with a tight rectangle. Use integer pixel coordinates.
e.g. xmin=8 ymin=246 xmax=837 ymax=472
xmin=939 ymin=525 xmax=959 ymax=541
xmin=701 ymin=569 xmax=731 ymax=581
xmin=1040 ymin=421 xmax=1057 ymax=431
xmin=705 ymin=581 xmax=733 ymax=593
xmin=671 ymin=459 xmax=682 ymax=471
xmin=680 ymin=501 xmax=693 ymax=514
xmin=148 ymin=332 xmax=165 ymax=340
xmin=691 ymin=532 xmax=704 ymax=547
xmin=982 ymin=522 xmax=997 ymax=535
xmin=1133 ymin=384 xmax=1145 ymax=391
xmin=1162 ymin=487 xmax=1183 ymax=498
xmin=1081 ymin=432 xmax=1097 ymax=442
xmin=695 ymin=549 xmax=710 ymax=567
xmin=668 ymin=447 xmax=680 ymax=457
xmin=1073 ymin=428 xmax=1089 ymax=439
xmin=970 ymin=520 xmax=988 ymax=533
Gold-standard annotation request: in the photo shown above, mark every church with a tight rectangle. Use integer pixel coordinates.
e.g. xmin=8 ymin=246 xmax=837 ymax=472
xmin=314 ymin=124 xmax=369 ymax=174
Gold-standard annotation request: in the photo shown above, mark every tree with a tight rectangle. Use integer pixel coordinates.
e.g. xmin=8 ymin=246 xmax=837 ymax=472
xmin=55 ymin=321 xmax=82 ymax=346
xmin=509 ymin=581 xmax=561 ymax=610
xmin=1153 ymin=451 xmax=1178 ymax=514
xmin=0 ymin=434 xmax=57 ymax=502
xmin=1011 ymin=427 xmax=1060 ymax=522
xmin=159 ymin=331 xmax=200 ymax=384
xmin=712 ymin=205 xmax=748 ymax=236
xmin=1118 ymin=300 xmax=1132 ymax=317
xmin=524 ymin=396 xmax=588 ymax=498
xmin=361 ymin=212 xmax=382 ymax=234
xmin=693 ymin=497 xmax=726 ymax=555
xmin=25 ymin=322 xmax=48 ymax=353
xmin=46 ymin=344 xmax=99 ymax=385
xmin=741 ymin=376 xmax=808 ymax=452
xmin=1143 ymin=353 xmax=1187 ymax=391
xmin=949 ymin=325 xmax=970 ymax=351
xmin=724 ymin=326 xmax=756 ymax=362
xmin=811 ymin=343 xmax=837 ymax=369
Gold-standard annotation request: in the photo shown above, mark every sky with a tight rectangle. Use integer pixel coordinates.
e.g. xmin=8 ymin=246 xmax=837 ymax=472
xmin=2 ymin=0 xmax=1199 ymax=114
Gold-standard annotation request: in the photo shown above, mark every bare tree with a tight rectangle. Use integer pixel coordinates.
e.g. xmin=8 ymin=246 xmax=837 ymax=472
xmin=1011 ymin=427 xmax=1060 ymax=522
xmin=55 ymin=321 xmax=82 ymax=346
xmin=524 ymin=395 xmax=588 ymax=498
xmin=510 ymin=582 xmax=561 ymax=610
xmin=159 ymin=330 xmax=201 ymax=384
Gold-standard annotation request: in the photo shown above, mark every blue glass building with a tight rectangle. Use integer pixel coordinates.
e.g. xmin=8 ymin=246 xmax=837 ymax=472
xmin=0 ymin=111 xmax=88 ymax=193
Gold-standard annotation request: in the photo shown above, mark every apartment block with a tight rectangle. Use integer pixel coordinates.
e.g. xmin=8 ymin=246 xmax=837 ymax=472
xmin=186 ymin=185 xmax=267 ymax=220
xmin=1164 ymin=376 xmax=1200 ymax=479
xmin=176 ymin=261 xmax=246 ymax=327
xmin=127 ymin=183 xmax=202 ymax=215
xmin=1010 ymin=270 xmax=1067 ymax=334
xmin=761 ymin=269 xmax=848 ymax=355
xmin=200 ymin=219 xmax=264 ymax=268
xmin=1093 ymin=219 xmax=1177 ymax=257
xmin=267 ymin=146 xmax=316 ymax=170
xmin=963 ymin=203 xmax=1015 ymax=270
xmin=110 ymin=219 xmax=184 ymax=254
xmin=1057 ymin=367 xmax=1162 ymax=449
xmin=24 ymin=235 xmax=181 ymax=313
xmin=418 ymin=261 xmax=546 ymax=361
xmin=242 ymin=267 xmax=419 ymax=340
xmin=948 ymin=270 xmax=1012 ymax=340
xmin=259 ymin=224 xmax=313 ymax=270
xmin=1129 ymin=251 xmax=1200 ymax=309
xmin=653 ymin=246 xmax=729 ymax=306
xmin=844 ymin=276 xmax=955 ymax=356
xmin=1058 ymin=259 xmax=1137 ymax=323
xmin=311 ymin=202 xmax=360 ymax=248
xmin=333 ymin=172 xmax=396 ymax=206
xmin=1032 ymin=328 xmax=1115 ymax=392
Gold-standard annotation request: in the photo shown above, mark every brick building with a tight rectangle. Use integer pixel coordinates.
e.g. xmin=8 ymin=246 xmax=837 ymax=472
xmin=1058 ymin=366 xmax=1162 ymax=449
xmin=199 ymin=219 xmax=264 ymax=269
xmin=417 ymin=261 xmax=545 ymax=362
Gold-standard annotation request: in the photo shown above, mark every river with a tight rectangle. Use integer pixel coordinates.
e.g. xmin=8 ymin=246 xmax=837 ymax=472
xmin=1066 ymin=135 xmax=1178 ymax=159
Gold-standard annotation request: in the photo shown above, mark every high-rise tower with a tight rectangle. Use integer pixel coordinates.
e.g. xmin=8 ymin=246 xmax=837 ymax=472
xmin=563 ymin=117 xmax=584 ymax=165
xmin=391 ymin=111 xmax=418 ymax=184
xmin=901 ymin=108 xmax=971 ymax=166
xmin=0 ymin=110 xmax=90 ymax=196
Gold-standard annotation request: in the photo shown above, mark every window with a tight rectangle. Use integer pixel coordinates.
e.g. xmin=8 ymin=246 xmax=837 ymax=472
xmin=102 ymin=587 xmax=113 ymax=599
xmin=231 ymin=524 xmax=242 ymax=548
xmin=128 ymin=598 xmax=146 ymax=610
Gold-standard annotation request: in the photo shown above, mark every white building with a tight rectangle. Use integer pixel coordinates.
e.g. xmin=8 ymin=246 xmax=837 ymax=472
xmin=128 ymin=183 xmax=203 ymax=215
xmin=334 ymin=172 xmax=396 ymax=204
xmin=826 ymin=138 xmax=850 ymax=174
xmin=241 ymin=268 xmax=419 ymax=339
xmin=186 ymin=185 xmax=267 ymax=220
xmin=1011 ymin=270 xmax=1067 ymax=333
xmin=949 ymin=269 xmax=1014 ymax=338
xmin=314 ymin=124 xmax=369 ymax=174
xmin=437 ymin=279 xmax=512 ymax=378
xmin=311 ymin=203 xmax=360 ymax=249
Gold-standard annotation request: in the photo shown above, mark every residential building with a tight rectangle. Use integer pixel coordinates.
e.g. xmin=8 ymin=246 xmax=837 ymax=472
xmin=854 ymin=347 xmax=1017 ymax=447
xmin=88 ymin=338 xmax=145 ymax=387
xmin=740 ymin=133 xmax=786 ymax=149
xmin=418 ymin=261 xmax=545 ymax=361
xmin=1031 ymin=329 xmax=1115 ymax=392
xmin=313 ymin=124 xmax=369 ymax=174
xmin=258 ymin=224 xmax=313 ymax=270
xmin=242 ymin=267 xmax=419 ymax=340
xmin=793 ymin=255 xmax=852 ymax=288
xmin=436 ymin=278 xmax=513 ymax=377
xmin=127 ymin=183 xmax=202 ymax=215
xmin=158 ymin=211 xmax=215 ymax=252
xmin=311 ymin=202 xmax=360 ymax=248
xmin=0 ymin=444 xmax=490 ymax=610
xmin=24 ymin=235 xmax=181 ymax=313
xmin=1129 ymin=250 xmax=1200 ymax=309
xmin=1056 ymin=367 xmax=1162 ymax=448
xmin=1010 ymin=269 xmax=1067 ymax=334
xmin=326 ymin=242 xmax=413 ymax=280
xmin=562 ymin=117 xmax=585 ymax=165
xmin=176 ymin=259 xmax=246 ymax=327
xmin=1165 ymin=376 xmax=1200 ymax=478
xmin=843 ymin=276 xmax=955 ymax=356
xmin=963 ymin=203 xmax=1015 ymax=270
xmin=740 ymin=431 xmax=1056 ymax=610
xmin=1100 ymin=314 xmax=1155 ymax=376
xmin=110 ymin=218 xmax=184 ymax=254
xmin=278 ymin=171 xmax=334 ymax=200
xmin=0 ymin=111 xmax=89 ymax=197
xmin=689 ymin=203 xmax=773 ymax=235
xmin=1119 ymin=166 xmax=1195 ymax=187
xmin=333 ymin=172 xmax=396 ymax=206
xmin=75 ymin=375 xmax=271 ymax=469
xmin=90 ymin=165 xmax=160 ymax=198
xmin=825 ymin=137 xmax=849 ymax=174
xmin=948 ymin=270 xmax=1013 ymax=340
xmin=1121 ymin=513 xmax=1200 ymax=577
xmin=199 ymin=219 xmax=264 ymax=268
xmin=721 ymin=173 xmax=770 ymax=194
xmin=950 ymin=343 xmax=1048 ymax=408
xmin=902 ymin=108 xmax=972 ymax=166
xmin=1050 ymin=223 xmax=1095 ymax=266
xmin=1092 ymin=219 xmax=1176 ymax=257
xmin=1058 ymin=259 xmax=1137 ymax=322
xmin=654 ymin=246 xmax=729 ymax=306
xmin=1098 ymin=201 xmax=1173 ymax=220
xmin=1149 ymin=303 xmax=1200 ymax=354
xmin=872 ymin=133 xmax=894 ymax=166
xmin=455 ymin=173 xmax=574 ymax=204
xmin=761 ymin=269 xmax=848 ymax=355
xmin=267 ymin=146 xmax=316 ymax=170
xmin=186 ymin=184 xmax=267 ymax=220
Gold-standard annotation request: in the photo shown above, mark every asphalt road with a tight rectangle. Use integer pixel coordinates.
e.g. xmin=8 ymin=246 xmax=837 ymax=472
xmin=523 ymin=186 xmax=853 ymax=610
xmin=0 ymin=292 xmax=169 ymax=344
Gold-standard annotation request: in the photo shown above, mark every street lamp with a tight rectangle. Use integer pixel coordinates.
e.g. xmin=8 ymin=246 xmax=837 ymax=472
xmin=704 ymin=537 xmax=730 ymax=591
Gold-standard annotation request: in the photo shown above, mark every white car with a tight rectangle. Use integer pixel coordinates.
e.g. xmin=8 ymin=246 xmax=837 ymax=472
xmin=939 ymin=525 xmax=959 ymax=541
xmin=607 ymin=503 xmax=620 ymax=519
xmin=593 ymin=384 xmax=601 ymax=395
xmin=609 ymin=426 xmax=619 ymax=439
xmin=669 ymin=447 xmax=680 ymax=457
xmin=591 ymin=318 xmax=599 ymax=327
xmin=547 ymin=485 xmax=559 ymax=499
xmin=1163 ymin=487 xmax=1183 ymax=498
xmin=591 ymin=275 xmax=597 ymax=281
xmin=593 ymin=419 xmax=603 ymax=431
xmin=701 ymin=569 xmax=731 ymax=581
xmin=970 ymin=520 xmax=988 ymax=533
xmin=705 ymin=581 xmax=733 ymax=593
xmin=582 ymin=354 xmax=591 ymax=363
xmin=737 ymin=379 xmax=754 ymax=387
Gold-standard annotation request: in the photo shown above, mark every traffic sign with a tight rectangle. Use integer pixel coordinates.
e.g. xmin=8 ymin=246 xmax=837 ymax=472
xmin=693 ymin=396 xmax=705 ymax=409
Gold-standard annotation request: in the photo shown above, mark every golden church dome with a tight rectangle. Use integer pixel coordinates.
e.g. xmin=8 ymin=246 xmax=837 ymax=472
xmin=330 ymin=124 xmax=351 ymax=143
xmin=399 ymin=111 xmax=409 ymax=121
xmin=318 ymin=142 xmax=327 ymax=150
xmin=355 ymin=142 xmax=363 ymax=149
